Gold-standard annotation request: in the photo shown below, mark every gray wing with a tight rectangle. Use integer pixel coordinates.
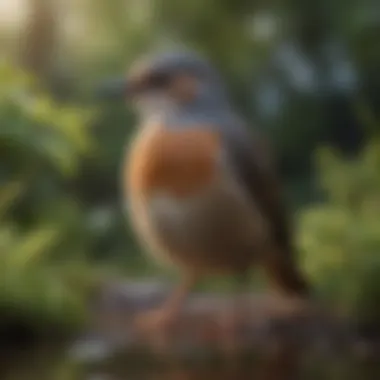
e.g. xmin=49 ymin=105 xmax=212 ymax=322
xmin=222 ymin=121 xmax=293 ymax=253
xmin=221 ymin=120 xmax=310 ymax=297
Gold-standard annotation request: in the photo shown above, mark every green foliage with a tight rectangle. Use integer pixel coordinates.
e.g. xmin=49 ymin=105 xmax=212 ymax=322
xmin=0 ymin=62 xmax=93 ymax=174
xmin=298 ymin=137 xmax=380 ymax=323
xmin=0 ymin=61 xmax=97 ymax=331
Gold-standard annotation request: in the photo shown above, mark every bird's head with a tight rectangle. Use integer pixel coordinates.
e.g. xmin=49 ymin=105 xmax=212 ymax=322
xmin=98 ymin=50 xmax=230 ymax=118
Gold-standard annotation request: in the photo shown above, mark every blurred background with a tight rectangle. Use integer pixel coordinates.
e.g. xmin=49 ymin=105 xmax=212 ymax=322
xmin=0 ymin=0 xmax=379 ymax=377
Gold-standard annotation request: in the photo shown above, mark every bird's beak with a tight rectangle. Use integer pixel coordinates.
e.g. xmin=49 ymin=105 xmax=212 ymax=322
xmin=95 ymin=76 xmax=130 ymax=101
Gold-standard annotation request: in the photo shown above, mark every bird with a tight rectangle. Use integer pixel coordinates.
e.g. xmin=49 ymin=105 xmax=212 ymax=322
xmin=99 ymin=50 xmax=311 ymax=334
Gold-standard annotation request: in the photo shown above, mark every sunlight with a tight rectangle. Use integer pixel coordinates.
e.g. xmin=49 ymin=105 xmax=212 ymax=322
xmin=0 ymin=0 xmax=29 ymax=29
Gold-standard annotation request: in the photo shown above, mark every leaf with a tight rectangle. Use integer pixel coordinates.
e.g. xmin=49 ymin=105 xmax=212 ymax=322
xmin=9 ymin=227 xmax=61 ymax=269
xmin=0 ymin=181 xmax=25 ymax=219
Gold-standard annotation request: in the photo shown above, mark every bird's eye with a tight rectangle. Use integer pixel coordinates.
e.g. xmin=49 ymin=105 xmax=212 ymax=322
xmin=148 ymin=72 xmax=171 ymax=89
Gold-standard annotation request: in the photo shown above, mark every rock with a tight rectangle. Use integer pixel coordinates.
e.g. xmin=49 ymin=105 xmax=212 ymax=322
xmin=72 ymin=280 xmax=356 ymax=361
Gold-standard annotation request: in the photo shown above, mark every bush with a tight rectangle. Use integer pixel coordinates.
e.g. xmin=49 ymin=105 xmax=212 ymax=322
xmin=298 ymin=138 xmax=380 ymax=323
xmin=0 ymin=61 xmax=96 ymax=332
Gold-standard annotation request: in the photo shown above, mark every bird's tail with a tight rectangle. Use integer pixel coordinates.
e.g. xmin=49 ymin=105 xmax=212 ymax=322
xmin=263 ymin=249 xmax=311 ymax=298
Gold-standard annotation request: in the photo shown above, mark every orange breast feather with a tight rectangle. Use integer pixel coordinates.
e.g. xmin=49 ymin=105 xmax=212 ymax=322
xmin=126 ymin=125 xmax=221 ymax=198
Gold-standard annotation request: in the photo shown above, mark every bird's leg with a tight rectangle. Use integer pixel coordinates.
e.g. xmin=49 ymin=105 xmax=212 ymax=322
xmin=135 ymin=273 xmax=196 ymax=333
xmin=219 ymin=271 xmax=251 ymax=349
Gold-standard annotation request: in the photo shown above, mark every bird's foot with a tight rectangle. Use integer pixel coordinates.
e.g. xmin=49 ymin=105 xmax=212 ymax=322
xmin=134 ymin=307 xmax=178 ymax=335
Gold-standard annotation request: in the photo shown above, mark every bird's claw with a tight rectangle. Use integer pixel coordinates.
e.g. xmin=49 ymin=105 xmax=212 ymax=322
xmin=134 ymin=308 xmax=178 ymax=334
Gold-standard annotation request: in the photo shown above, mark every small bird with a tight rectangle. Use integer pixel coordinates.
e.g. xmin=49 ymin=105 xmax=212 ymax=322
xmin=100 ymin=50 xmax=311 ymax=333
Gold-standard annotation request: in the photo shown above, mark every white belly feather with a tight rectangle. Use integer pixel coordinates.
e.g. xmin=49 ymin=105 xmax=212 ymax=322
xmin=127 ymin=168 xmax=269 ymax=270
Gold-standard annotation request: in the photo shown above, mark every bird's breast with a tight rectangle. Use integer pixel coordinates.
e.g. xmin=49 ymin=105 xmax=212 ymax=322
xmin=124 ymin=122 xmax=222 ymax=199
xmin=121 ymin=121 xmax=268 ymax=271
